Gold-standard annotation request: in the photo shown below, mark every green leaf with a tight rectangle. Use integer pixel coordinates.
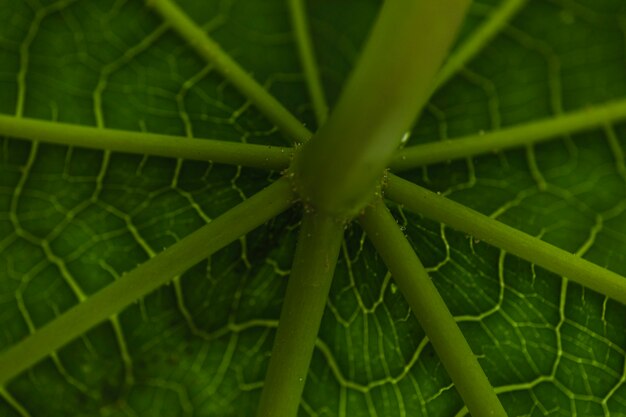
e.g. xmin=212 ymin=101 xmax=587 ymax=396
xmin=1 ymin=1 xmax=626 ymax=416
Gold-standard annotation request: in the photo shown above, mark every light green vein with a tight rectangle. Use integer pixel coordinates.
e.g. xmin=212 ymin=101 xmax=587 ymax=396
xmin=92 ymin=23 xmax=169 ymax=128
xmin=386 ymin=174 xmax=626 ymax=306
xmin=433 ymin=0 xmax=528 ymax=91
xmin=390 ymin=98 xmax=626 ymax=171
xmin=15 ymin=8 xmax=41 ymax=118
xmin=0 ymin=178 xmax=295 ymax=386
xmin=0 ymin=115 xmax=291 ymax=170
xmin=289 ymin=0 xmax=328 ymax=126
xmin=15 ymin=0 xmax=79 ymax=117
xmin=109 ymin=315 xmax=134 ymax=386
xmin=0 ymin=388 xmax=32 ymax=417
xmin=605 ymin=123 xmax=626 ymax=181
xmin=146 ymin=0 xmax=311 ymax=143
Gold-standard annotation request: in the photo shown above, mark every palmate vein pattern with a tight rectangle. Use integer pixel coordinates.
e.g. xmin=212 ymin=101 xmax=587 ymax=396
xmin=0 ymin=1 xmax=626 ymax=417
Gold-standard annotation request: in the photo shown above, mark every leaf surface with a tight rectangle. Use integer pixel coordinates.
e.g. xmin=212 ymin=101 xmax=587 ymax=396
xmin=1 ymin=0 xmax=626 ymax=416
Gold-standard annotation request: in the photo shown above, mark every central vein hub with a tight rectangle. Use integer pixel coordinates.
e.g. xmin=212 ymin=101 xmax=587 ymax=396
xmin=290 ymin=140 xmax=386 ymax=219
xmin=286 ymin=0 xmax=469 ymax=221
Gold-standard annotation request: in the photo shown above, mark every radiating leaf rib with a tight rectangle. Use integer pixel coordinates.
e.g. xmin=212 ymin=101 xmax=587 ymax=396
xmin=289 ymin=0 xmax=328 ymax=126
xmin=360 ymin=199 xmax=508 ymax=417
xmin=433 ymin=0 xmax=529 ymax=92
xmin=0 ymin=114 xmax=291 ymax=170
xmin=146 ymin=0 xmax=311 ymax=143
xmin=0 ymin=178 xmax=295 ymax=386
xmin=256 ymin=212 xmax=344 ymax=417
xmin=390 ymin=98 xmax=626 ymax=171
xmin=385 ymin=173 xmax=626 ymax=305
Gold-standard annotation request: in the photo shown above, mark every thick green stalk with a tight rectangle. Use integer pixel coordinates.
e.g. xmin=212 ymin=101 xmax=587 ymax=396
xmin=390 ymin=98 xmax=626 ymax=171
xmin=147 ymin=0 xmax=311 ymax=143
xmin=360 ymin=200 xmax=508 ymax=417
xmin=386 ymin=174 xmax=626 ymax=305
xmin=0 ymin=179 xmax=295 ymax=386
xmin=292 ymin=0 xmax=470 ymax=217
xmin=256 ymin=212 xmax=344 ymax=417
xmin=0 ymin=115 xmax=292 ymax=170
xmin=289 ymin=0 xmax=328 ymax=126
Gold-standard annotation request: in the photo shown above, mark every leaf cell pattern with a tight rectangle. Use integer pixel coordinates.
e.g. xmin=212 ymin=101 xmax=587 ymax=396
xmin=1 ymin=0 xmax=626 ymax=416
